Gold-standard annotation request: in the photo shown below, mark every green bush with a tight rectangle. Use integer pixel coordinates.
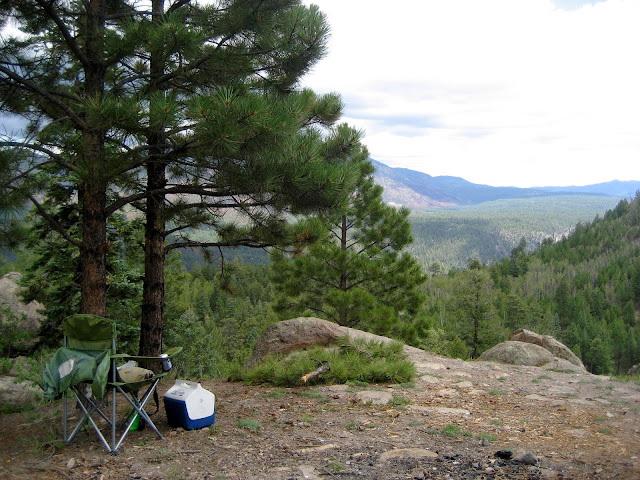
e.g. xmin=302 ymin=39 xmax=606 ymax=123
xmin=0 ymin=306 xmax=36 ymax=357
xmin=230 ymin=336 xmax=416 ymax=387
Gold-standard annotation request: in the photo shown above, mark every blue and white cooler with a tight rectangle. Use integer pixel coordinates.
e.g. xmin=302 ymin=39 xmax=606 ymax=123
xmin=163 ymin=380 xmax=215 ymax=430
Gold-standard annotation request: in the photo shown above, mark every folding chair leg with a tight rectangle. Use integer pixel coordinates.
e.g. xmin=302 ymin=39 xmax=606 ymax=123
xmin=64 ymin=387 xmax=115 ymax=453
xmin=112 ymin=384 xmax=116 ymax=452
xmin=112 ymin=378 xmax=163 ymax=453
xmin=63 ymin=389 xmax=68 ymax=443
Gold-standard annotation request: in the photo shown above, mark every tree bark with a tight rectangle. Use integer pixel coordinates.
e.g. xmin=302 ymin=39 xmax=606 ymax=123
xmin=79 ymin=180 xmax=108 ymax=316
xmin=139 ymin=160 xmax=166 ymax=358
xmin=139 ymin=0 xmax=166 ymax=359
xmin=79 ymin=0 xmax=108 ymax=316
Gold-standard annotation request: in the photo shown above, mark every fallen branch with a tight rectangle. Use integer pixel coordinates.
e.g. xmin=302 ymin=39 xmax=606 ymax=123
xmin=301 ymin=361 xmax=331 ymax=383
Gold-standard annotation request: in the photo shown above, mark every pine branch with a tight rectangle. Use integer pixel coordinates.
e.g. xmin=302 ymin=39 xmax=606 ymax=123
xmin=34 ymin=0 xmax=91 ymax=70
xmin=0 ymin=65 xmax=85 ymax=129
xmin=165 ymin=239 xmax=270 ymax=252
xmin=27 ymin=194 xmax=83 ymax=249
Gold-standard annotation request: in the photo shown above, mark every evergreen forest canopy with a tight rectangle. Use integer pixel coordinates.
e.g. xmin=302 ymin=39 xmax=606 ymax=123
xmin=407 ymin=195 xmax=623 ymax=272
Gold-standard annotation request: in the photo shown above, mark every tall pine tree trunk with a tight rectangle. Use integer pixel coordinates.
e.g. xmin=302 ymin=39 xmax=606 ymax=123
xmin=139 ymin=0 xmax=166 ymax=358
xmin=339 ymin=214 xmax=349 ymax=325
xmin=80 ymin=180 xmax=107 ymax=316
xmin=140 ymin=160 xmax=165 ymax=357
xmin=80 ymin=0 xmax=108 ymax=316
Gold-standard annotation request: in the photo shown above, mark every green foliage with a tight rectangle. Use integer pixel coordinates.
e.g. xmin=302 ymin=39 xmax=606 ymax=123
xmin=447 ymin=268 xmax=505 ymax=358
xmin=164 ymin=259 xmax=279 ymax=377
xmin=441 ymin=424 xmax=472 ymax=437
xmin=236 ymin=418 xmax=261 ymax=433
xmin=163 ymin=309 xmax=227 ymax=379
xmin=272 ymin=158 xmax=426 ymax=339
xmin=421 ymin=193 xmax=640 ymax=374
xmin=231 ymin=336 xmax=416 ymax=387
xmin=20 ymin=213 xmax=144 ymax=352
xmin=0 ymin=306 xmax=36 ymax=357
xmin=445 ymin=336 xmax=469 ymax=360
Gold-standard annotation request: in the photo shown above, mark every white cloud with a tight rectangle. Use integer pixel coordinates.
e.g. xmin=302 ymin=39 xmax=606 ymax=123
xmin=303 ymin=0 xmax=640 ymax=187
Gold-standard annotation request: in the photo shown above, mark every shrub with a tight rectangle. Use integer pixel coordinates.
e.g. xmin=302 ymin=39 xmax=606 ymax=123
xmin=230 ymin=336 xmax=416 ymax=387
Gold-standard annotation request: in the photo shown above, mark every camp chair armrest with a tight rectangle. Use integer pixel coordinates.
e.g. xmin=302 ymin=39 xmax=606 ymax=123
xmin=109 ymin=371 xmax=169 ymax=387
xmin=113 ymin=347 xmax=183 ymax=362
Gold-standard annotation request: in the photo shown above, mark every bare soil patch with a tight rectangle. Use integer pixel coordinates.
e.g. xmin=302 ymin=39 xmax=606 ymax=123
xmin=1 ymin=347 xmax=639 ymax=479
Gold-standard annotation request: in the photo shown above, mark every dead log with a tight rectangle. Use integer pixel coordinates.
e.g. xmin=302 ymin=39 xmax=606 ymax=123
xmin=301 ymin=361 xmax=331 ymax=383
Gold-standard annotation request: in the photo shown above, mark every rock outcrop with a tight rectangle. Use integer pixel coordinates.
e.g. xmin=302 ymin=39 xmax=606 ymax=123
xmin=0 ymin=375 xmax=42 ymax=407
xmin=246 ymin=317 xmax=345 ymax=368
xmin=480 ymin=329 xmax=587 ymax=372
xmin=509 ymin=328 xmax=584 ymax=369
xmin=478 ymin=341 xmax=555 ymax=367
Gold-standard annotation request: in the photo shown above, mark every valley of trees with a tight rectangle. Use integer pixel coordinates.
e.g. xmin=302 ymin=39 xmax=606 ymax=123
xmin=408 ymin=195 xmax=622 ymax=271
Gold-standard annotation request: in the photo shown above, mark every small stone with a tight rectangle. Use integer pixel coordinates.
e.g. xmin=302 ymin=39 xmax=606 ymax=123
xmin=66 ymin=458 xmax=76 ymax=469
xmin=481 ymin=438 xmax=490 ymax=447
xmin=512 ymin=450 xmax=538 ymax=465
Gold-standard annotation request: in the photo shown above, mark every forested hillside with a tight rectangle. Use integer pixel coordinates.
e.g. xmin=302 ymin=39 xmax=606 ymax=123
xmin=420 ymin=193 xmax=640 ymax=374
xmin=3 ymin=193 xmax=638 ymax=377
xmin=407 ymin=195 xmax=622 ymax=271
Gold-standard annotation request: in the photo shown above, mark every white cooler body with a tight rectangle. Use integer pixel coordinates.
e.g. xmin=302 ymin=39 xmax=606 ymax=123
xmin=163 ymin=380 xmax=215 ymax=430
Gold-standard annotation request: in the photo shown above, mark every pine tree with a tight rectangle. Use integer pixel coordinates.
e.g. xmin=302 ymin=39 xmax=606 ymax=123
xmin=271 ymin=156 xmax=426 ymax=338
xmin=1 ymin=1 xmax=358 ymax=355
xmin=584 ymin=337 xmax=614 ymax=375
xmin=449 ymin=268 xmax=503 ymax=358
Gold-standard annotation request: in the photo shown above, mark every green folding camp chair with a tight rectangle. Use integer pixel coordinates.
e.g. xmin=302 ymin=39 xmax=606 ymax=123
xmin=42 ymin=314 xmax=181 ymax=454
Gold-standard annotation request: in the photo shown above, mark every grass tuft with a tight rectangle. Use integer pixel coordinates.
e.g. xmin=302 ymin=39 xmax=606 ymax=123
xmin=441 ymin=424 xmax=472 ymax=437
xmin=237 ymin=418 xmax=261 ymax=433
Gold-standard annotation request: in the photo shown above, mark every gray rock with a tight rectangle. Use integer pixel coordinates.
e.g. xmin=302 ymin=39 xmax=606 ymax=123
xmin=509 ymin=329 xmax=585 ymax=370
xmin=628 ymin=364 xmax=640 ymax=375
xmin=512 ymin=449 xmax=538 ymax=465
xmin=354 ymin=390 xmax=393 ymax=406
xmin=0 ymin=375 xmax=43 ymax=406
xmin=7 ymin=356 xmax=31 ymax=376
xmin=378 ymin=448 xmax=438 ymax=463
xmin=541 ymin=357 xmax=586 ymax=373
xmin=478 ymin=341 xmax=554 ymax=367
xmin=247 ymin=317 xmax=344 ymax=367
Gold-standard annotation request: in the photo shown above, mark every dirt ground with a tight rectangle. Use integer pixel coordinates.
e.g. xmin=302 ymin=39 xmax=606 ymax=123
xmin=1 ymin=346 xmax=639 ymax=480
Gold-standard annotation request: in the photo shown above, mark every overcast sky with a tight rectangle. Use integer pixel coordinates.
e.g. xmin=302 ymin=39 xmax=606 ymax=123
xmin=301 ymin=0 xmax=640 ymax=187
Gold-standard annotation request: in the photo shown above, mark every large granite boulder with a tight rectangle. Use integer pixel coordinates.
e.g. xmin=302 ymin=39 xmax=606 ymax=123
xmin=478 ymin=341 xmax=555 ymax=367
xmin=247 ymin=317 xmax=345 ymax=368
xmin=509 ymin=328 xmax=584 ymax=369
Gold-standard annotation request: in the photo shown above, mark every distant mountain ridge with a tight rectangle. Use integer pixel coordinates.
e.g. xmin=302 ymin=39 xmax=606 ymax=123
xmin=371 ymin=159 xmax=640 ymax=209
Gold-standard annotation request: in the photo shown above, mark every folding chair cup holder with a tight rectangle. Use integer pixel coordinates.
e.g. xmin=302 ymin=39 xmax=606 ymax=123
xmin=41 ymin=314 xmax=181 ymax=454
